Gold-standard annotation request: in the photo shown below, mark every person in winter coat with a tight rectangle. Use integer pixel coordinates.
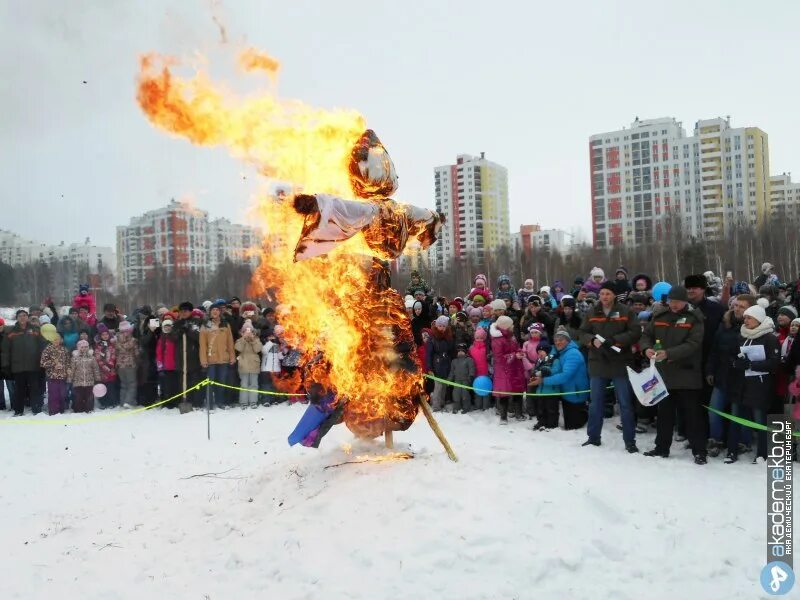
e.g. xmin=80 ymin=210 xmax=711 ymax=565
xmin=410 ymin=301 xmax=430 ymax=347
xmin=478 ymin=305 xmax=493 ymax=332
xmin=579 ymin=283 xmax=641 ymax=452
xmin=1 ymin=309 xmax=48 ymax=415
xmin=155 ymin=317 xmax=179 ymax=407
xmin=705 ymin=294 xmax=757 ymax=455
xmin=518 ymin=279 xmax=537 ymax=308
xmin=260 ymin=326 xmax=287 ymax=402
xmin=538 ymin=287 xmax=558 ymax=311
xmin=531 ymin=329 xmax=589 ymax=430
xmin=521 ymin=323 xmax=547 ymax=378
xmin=528 ymin=341 xmax=559 ymax=428
xmin=754 ymin=262 xmax=776 ymax=290
xmin=57 ymin=316 xmax=81 ymax=353
xmin=631 ymin=274 xmax=653 ymax=296
xmin=582 ymin=267 xmax=606 ymax=295
xmin=94 ymin=324 xmax=119 ymax=409
xmin=570 ymin=276 xmax=585 ymax=298
xmin=72 ymin=283 xmax=96 ymax=318
xmin=235 ymin=322 xmax=263 ymax=408
xmin=99 ymin=303 xmax=121 ymax=332
xmin=134 ymin=306 xmax=159 ymax=407
xmin=448 ymin=343 xmax=476 ymax=413
xmin=40 ymin=334 xmax=70 ymax=415
xmin=406 ymin=270 xmax=431 ymax=299
xmin=469 ymin=327 xmax=490 ymax=376
xmin=555 ymin=297 xmax=583 ymax=342
xmin=466 ymin=274 xmax=494 ymax=304
xmin=425 ymin=316 xmax=455 ymax=411
xmin=115 ymin=320 xmax=139 ymax=408
xmin=174 ymin=304 xmax=204 ymax=408
xmin=200 ymin=303 xmax=235 ymax=409
xmin=495 ymin=274 xmax=519 ymax=305
xmin=69 ymin=339 xmax=101 ymax=412
xmin=641 ymin=286 xmax=707 ymax=464
xmin=490 ymin=315 xmax=526 ymax=423
xmin=453 ymin=312 xmax=474 ymax=349
xmin=611 ymin=267 xmax=632 ymax=300
xmin=724 ymin=305 xmax=780 ymax=463
xmin=520 ymin=297 xmax=556 ymax=340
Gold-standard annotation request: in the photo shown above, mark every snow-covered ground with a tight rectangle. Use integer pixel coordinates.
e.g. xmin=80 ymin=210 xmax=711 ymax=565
xmin=0 ymin=405 xmax=772 ymax=599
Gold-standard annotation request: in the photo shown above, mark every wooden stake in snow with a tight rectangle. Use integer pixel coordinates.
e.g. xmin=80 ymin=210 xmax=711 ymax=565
xmin=384 ymin=418 xmax=393 ymax=449
xmin=419 ymin=395 xmax=458 ymax=462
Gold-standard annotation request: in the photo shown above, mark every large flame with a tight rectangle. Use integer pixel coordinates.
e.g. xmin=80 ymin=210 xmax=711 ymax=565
xmin=137 ymin=50 xmax=422 ymax=438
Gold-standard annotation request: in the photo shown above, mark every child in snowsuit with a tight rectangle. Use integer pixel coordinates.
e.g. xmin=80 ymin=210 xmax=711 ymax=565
xmin=448 ymin=343 xmax=476 ymax=413
xmin=529 ymin=342 xmax=560 ymax=429
xmin=469 ymin=328 xmax=491 ymax=410
xmin=40 ymin=334 xmax=70 ymax=415
xmin=69 ymin=340 xmax=101 ymax=413
xmin=94 ymin=324 xmax=118 ymax=408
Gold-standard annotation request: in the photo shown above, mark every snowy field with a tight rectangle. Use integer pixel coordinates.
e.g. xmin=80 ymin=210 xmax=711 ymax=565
xmin=0 ymin=404 xmax=773 ymax=599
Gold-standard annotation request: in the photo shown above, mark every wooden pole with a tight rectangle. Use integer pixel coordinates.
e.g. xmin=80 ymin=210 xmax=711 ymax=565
xmin=419 ymin=395 xmax=458 ymax=462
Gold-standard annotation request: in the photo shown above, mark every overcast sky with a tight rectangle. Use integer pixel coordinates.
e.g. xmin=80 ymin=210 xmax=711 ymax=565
xmin=2 ymin=0 xmax=799 ymax=249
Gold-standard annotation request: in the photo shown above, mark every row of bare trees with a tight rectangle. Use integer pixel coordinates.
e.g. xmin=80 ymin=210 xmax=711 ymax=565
xmin=404 ymin=216 xmax=800 ymax=298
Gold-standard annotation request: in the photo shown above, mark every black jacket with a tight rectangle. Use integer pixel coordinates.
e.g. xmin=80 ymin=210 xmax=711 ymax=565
xmin=641 ymin=305 xmax=704 ymax=390
xmin=1 ymin=324 xmax=47 ymax=374
xmin=706 ymin=311 xmax=743 ymax=392
xmin=728 ymin=332 xmax=781 ymax=411
xmin=692 ymin=298 xmax=725 ymax=367
xmin=174 ymin=318 xmax=202 ymax=372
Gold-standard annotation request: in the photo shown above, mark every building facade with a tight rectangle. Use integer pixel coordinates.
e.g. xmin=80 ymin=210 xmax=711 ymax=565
xmin=430 ymin=153 xmax=510 ymax=272
xmin=589 ymin=117 xmax=770 ymax=248
xmin=770 ymin=173 xmax=800 ymax=222
xmin=0 ymin=229 xmax=115 ymax=301
xmin=117 ymin=200 xmax=260 ymax=288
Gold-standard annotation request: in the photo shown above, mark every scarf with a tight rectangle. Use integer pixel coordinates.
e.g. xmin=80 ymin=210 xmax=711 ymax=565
xmin=740 ymin=317 xmax=775 ymax=340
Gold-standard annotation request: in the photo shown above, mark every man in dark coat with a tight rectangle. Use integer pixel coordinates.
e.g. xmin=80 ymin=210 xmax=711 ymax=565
xmin=174 ymin=301 xmax=204 ymax=408
xmin=1 ymin=309 xmax=48 ymax=415
xmin=99 ymin=303 xmax=121 ymax=332
xmin=641 ymin=286 xmax=707 ymax=464
xmin=578 ymin=282 xmax=642 ymax=452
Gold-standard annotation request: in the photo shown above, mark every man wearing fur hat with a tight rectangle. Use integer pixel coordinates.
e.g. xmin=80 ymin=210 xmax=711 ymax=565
xmin=754 ymin=262 xmax=777 ymax=290
xmin=578 ymin=282 xmax=641 ymax=452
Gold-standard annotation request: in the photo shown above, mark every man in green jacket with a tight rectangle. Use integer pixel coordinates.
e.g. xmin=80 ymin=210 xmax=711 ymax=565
xmin=579 ymin=282 xmax=642 ymax=452
xmin=1 ymin=309 xmax=48 ymax=415
xmin=640 ymin=286 xmax=707 ymax=464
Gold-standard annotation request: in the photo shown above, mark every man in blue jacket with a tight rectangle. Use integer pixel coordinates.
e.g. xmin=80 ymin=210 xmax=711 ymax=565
xmin=529 ymin=328 xmax=589 ymax=430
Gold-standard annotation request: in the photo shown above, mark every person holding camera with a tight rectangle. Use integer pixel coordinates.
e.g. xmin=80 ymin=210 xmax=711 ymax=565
xmin=578 ymin=282 xmax=641 ymax=452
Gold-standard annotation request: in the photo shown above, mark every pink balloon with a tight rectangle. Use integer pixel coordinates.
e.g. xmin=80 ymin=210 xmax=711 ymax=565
xmin=92 ymin=383 xmax=107 ymax=398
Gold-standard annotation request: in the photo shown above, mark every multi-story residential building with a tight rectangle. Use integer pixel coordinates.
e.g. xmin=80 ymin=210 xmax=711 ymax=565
xmin=589 ymin=116 xmax=770 ymax=248
xmin=117 ymin=200 xmax=260 ymax=288
xmin=770 ymin=173 xmax=800 ymax=222
xmin=430 ymin=153 xmax=510 ymax=272
xmin=512 ymin=225 xmax=572 ymax=259
xmin=0 ymin=229 xmax=115 ymax=300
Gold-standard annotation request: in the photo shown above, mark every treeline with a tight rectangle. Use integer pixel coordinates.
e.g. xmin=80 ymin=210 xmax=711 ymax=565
xmin=403 ymin=216 xmax=800 ymax=298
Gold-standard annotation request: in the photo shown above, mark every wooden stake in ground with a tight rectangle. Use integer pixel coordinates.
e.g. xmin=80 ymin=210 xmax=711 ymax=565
xmin=384 ymin=418 xmax=394 ymax=449
xmin=418 ymin=395 xmax=458 ymax=462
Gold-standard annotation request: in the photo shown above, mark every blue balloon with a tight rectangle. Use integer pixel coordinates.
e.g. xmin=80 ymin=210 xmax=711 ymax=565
xmin=473 ymin=375 xmax=493 ymax=397
xmin=652 ymin=281 xmax=672 ymax=303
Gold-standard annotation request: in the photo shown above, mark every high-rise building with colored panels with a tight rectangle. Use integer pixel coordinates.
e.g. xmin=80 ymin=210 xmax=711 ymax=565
xmin=430 ymin=153 xmax=510 ymax=272
xmin=589 ymin=117 xmax=770 ymax=248
xmin=117 ymin=199 xmax=260 ymax=288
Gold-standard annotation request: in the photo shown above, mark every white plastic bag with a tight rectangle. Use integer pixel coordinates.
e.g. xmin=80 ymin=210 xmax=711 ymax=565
xmin=627 ymin=360 xmax=669 ymax=407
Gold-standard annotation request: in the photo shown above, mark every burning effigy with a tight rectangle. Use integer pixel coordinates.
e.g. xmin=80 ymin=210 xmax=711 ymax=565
xmin=136 ymin=48 xmax=455 ymax=458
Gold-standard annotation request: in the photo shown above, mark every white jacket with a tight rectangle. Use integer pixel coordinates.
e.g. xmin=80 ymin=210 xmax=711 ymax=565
xmin=260 ymin=340 xmax=285 ymax=373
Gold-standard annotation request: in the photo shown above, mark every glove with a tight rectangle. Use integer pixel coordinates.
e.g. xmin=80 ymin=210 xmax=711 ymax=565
xmin=732 ymin=356 xmax=751 ymax=370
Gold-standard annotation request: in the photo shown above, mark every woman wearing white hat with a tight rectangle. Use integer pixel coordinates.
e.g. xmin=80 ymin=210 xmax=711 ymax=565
xmin=725 ymin=305 xmax=780 ymax=464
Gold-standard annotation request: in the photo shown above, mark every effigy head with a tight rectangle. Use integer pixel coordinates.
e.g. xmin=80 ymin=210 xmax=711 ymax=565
xmin=348 ymin=129 xmax=398 ymax=199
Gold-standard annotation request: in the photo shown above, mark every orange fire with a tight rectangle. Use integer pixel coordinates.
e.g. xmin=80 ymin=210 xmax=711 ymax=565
xmin=137 ymin=50 xmax=425 ymax=439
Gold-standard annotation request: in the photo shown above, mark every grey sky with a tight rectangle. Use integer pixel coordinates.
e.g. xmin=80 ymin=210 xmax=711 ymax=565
xmin=2 ymin=0 xmax=799 ymax=249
